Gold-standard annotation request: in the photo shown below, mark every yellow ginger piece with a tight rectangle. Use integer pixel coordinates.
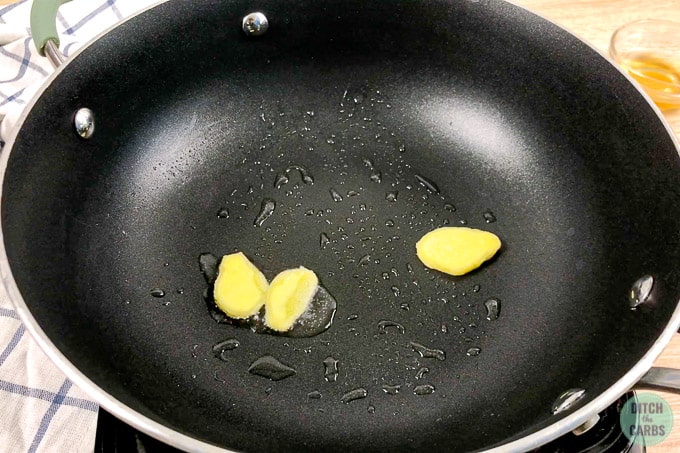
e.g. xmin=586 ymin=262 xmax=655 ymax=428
xmin=416 ymin=227 xmax=501 ymax=276
xmin=265 ymin=267 xmax=319 ymax=332
xmin=213 ymin=252 xmax=268 ymax=319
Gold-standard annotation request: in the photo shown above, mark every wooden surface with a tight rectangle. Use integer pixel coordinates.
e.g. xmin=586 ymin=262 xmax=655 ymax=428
xmin=509 ymin=1 xmax=680 ymax=451
xmin=2 ymin=0 xmax=680 ymax=450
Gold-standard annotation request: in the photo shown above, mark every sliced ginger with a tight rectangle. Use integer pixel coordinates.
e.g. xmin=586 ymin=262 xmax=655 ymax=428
xmin=416 ymin=227 xmax=501 ymax=276
xmin=265 ymin=267 xmax=319 ymax=332
xmin=213 ymin=252 xmax=268 ymax=319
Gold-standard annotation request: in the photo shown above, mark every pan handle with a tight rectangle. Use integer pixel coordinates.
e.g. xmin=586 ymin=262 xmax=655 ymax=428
xmin=637 ymin=367 xmax=680 ymax=392
xmin=30 ymin=0 xmax=73 ymax=67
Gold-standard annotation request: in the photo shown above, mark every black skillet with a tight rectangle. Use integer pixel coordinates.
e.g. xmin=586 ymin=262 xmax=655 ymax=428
xmin=4 ymin=0 xmax=680 ymax=451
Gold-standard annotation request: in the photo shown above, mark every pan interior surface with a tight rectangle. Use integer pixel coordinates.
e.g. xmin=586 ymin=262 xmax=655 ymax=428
xmin=3 ymin=0 xmax=680 ymax=451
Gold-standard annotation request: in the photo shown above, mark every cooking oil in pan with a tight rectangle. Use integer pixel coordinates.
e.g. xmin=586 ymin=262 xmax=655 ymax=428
xmin=248 ymin=355 xmax=296 ymax=381
xmin=340 ymin=388 xmax=368 ymax=403
xmin=323 ymin=356 xmax=339 ymax=382
xmin=382 ymin=384 xmax=401 ymax=395
xmin=413 ymin=384 xmax=435 ymax=395
xmin=254 ymin=198 xmax=276 ymax=227
xmin=212 ymin=339 xmax=240 ymax=361
xmin=377 ymin=320 xmax=405 ymax=334
xmin=184 ymin=87 xmax=509 ymax=411
xmin=410 ymin=341 xmax=446 ymax=361
xmin=484 ymin=298 xmax=501 ymax=320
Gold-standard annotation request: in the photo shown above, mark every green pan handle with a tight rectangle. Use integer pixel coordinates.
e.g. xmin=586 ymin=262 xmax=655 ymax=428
xmin=30 ymin=0 xmax=73 ymax=57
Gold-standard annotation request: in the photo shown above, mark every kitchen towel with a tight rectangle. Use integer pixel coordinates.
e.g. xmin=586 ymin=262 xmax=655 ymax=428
xmin=0 ymin=1 xmax=159 ymax=452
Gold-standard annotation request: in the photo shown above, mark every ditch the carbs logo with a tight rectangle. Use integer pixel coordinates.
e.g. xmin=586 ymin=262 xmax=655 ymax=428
xmin=620 ymin=393 xmax=674 ymax=446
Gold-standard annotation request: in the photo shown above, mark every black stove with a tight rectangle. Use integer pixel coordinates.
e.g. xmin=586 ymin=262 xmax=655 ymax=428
xmin=94 ymin=392 xmax=644 ymax=453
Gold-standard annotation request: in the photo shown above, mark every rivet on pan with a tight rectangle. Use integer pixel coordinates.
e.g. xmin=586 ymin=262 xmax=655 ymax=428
xmin=572 ymin=414 xmax=600 ymax=436
xmin=630 ymin=275 xmax=654 ymax=309
xmin=551 ymin=388 xmax=586 ymax=414
xmin=242 ymin=12 xmax=269 ymax=36
xmin=74 ymin=108 xmax=95 ymax=139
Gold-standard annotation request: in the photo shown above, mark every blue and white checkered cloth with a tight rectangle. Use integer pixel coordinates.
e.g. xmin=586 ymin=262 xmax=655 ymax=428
xmin=0 ymin=1 xmax=158 ymax=451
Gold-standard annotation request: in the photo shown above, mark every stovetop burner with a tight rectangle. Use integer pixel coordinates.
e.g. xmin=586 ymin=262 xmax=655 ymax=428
xmin=94 ymin=392 xmax=644 ymax=453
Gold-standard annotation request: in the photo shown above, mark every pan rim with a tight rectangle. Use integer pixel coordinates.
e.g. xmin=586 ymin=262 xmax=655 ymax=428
xmin=1 ymin=0 xmax=680 ymax=452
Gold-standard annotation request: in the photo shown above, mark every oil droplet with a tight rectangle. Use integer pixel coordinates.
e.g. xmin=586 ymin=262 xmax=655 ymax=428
xmin=320 ymin=233 xmax=330 ymax=249
xmin=483 ymin=210 xmax=497 ymax=223
xmin=217 ymin=208 xmax=230 ymax=219
xmin=386 ymin=191 xmax=398 ymax=202
xmin=330 ymin=188 xmax=344 ymax=202
xmin=630 ymin=275 xmax=654 ymax=309
xmin=410 ymin=342 xmax=446 ymax=361
xmin=414 ymin=384 xmax=435 ymax=395
xmin=206 ymin=297 xmax=228 ymax=324
xmin=444 ymin=203 xmax=456 ymax=212
xmin=466 ymin=347 xmax=481 ymax=356
xmin=323 ymin=356 xmax=339 ymax=382
xmin=248 ymin=355 xmax=296 ymax=381
xmin=551 ymin=388 xmax=586 ymax=414
xmin=367 ymin=405 xmax=376 ymax=414
xmin=341 ymin=388 xmax=368 ymax=403
xmin=378 ymin=320 xmax=405 ymax=334
xmin=288 ymin=165 xmax=314 ymax=185
xmin=391 ymin=286 xmax=401 ymax=297
xmin=382 ymin=384 xmax=401 ymax=395
xmin=307 ymin=390 xmax=322 ymax=399
xmin=150 ymin=288 xmax=165 ymax=298
xmin=274 ymin=173 xmax=289 ymax=189
xmin=370 ymin=170 xmax=382 ymax=183
xmin=385 ymin=219 xmax=395 ymax=227
xmin=415 ymin=367 xmax=429 ymax=380
xmin=358 ymin=254 xmax=372 ymax=266
xmin=484 ymin=298 xmax=501 ymax=320
xmin=212 ymin=339 xmax=240 ymax=361
xmin=254 ymin=198 xmax=276 ymax=227
xmin=214 ymin=372 xmax=226 ymax=383
xmin=415 ymin=174 xmax=440 ymax=194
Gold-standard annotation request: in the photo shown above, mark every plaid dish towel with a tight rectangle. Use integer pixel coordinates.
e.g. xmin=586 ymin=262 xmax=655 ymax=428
xmin=0 ymin=1 xmax=159 ymax=452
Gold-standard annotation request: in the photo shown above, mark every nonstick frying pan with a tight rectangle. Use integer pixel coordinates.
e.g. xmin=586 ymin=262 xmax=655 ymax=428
xmin=4 ymin=0 xmax=680 ymax=451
